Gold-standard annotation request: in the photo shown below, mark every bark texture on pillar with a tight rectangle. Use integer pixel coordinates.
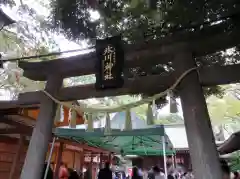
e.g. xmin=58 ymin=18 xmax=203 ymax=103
xmin=20 ymin=76 xmax=63 ymax=179
xmin=175 ymin=47 xmax=222 ymax=179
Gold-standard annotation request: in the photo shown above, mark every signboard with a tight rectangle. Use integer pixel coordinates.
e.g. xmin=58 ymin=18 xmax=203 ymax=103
xmin=95 ymin=35 xmax=124 ymax=89
xmin=167 ymin=156 xmax=184 ymax=164
xmin=65 ymin=144 xmax=83 ymax=152
xmin=84 ymin=155 xmax=100 ymax=163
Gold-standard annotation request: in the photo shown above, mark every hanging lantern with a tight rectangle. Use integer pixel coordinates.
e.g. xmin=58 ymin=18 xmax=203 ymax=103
xmin=152 ymin=100 xmax=157 ymax=117
xmin=169 ymin=91 xmax=178 ymax=113
xmin=124 ymin=109 xmax=132 ymax=130
xmin=69 ymin=108 xmax=77 ymax=128
xmin=147 ymin=103 xmax=154 ymax=125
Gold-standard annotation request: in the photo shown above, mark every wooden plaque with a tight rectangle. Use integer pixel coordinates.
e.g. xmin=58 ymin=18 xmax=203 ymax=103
xmin=95 ymin=35 xmax=124 ymax=89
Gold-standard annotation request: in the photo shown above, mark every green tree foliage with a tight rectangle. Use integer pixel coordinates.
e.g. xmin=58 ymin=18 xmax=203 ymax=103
xmin=0 ymin=2 xmax=60 ymax=99
xmin=4 ymin=1 xmax=240 ymax=121
xmin=207 ymin=85 xmax=240 ymax=129
xmin=50 ymin=0 xmax=240 ymax=42
xmin=229 ymin=151 xmax=240 ymax=172
xmin=49 ymin=0 xmax=240 ymax=102
xmin=0 ymin=30 xmax=23 ymax=54
xmin=155 ymin=113 xmax=183 ymax=124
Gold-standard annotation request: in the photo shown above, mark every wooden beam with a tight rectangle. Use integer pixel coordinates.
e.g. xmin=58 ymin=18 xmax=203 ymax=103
xmin=0 ymin=101 xmax=40 ymax=110
xmin=199 ymin=64 xmax=240 ymax=86
xmin=0 ymin=128 xmax=32 ymax=135
xmin=0 ymin=135 xmax=28 ymax=145
xmin=0 ymin=116 xmax=33 ymax=134
xmin=1 ymin=63 xmax=240 ymax=109
xmin=1 ymin=116 xmax=28 ymax=127
xmin=57 ymin=73 xmax=173 ymax=101
xmin=56 ymin=138 xmax=112 ymax=153
xmin=0 ymin=106 xmax=39 ymax=116
xmin=19 ymin=50 xmax=172 ymax=81
xmin=0 ymin=108 xmax=21 ymax=115
xmin=19 ymin=20 xmax=240 ymax=81
xmin=44 ymin=64 xmax=240 ymax=100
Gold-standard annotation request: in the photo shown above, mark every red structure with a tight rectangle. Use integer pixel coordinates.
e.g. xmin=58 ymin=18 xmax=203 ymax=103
xmin=0 ymin=106 xmax=113 ymax=179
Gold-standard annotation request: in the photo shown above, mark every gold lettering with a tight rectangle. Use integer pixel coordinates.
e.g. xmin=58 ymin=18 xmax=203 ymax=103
xmin=102 ymin=45 xmax=116 ymax=80
xmin=103 ymin=45 xmax=114 ymax=55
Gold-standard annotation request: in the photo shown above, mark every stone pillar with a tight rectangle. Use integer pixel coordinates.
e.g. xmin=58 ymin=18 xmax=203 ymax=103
xmin=20 ymin=76 xmax=63 ymax=179
xmin=175 ymin=47 xmax=222 ymax=179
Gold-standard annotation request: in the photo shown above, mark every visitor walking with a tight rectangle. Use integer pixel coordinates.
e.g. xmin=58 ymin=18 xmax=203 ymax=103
xmin=167 ymin=174 xmax=174 ymax=179
xmin=233 ymin=172 xmax=240 ymax=179
xmin=132 ymin=167 xmax=143 ymax=179
xmin=152 ymin=166 xmax=165 ymax=179
xmin=148 ymin=167 xmax=154 ymax=179
xmin=98 ymin=162 xmax=113 ymax=179
xmin=59 ymin=162 xmax=69 ymax=179
xmin=68 ymin=168 xmax=80 ymax=179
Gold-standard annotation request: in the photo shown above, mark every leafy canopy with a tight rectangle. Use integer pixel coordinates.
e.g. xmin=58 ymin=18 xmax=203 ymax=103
xmin=49 ymin=0 xmax=240 ymax=99
xmin=50 ymin=0 xmax=240 ymax=42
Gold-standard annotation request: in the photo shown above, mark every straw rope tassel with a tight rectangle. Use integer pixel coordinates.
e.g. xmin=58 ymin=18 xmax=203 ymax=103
xmin=54 ymin=105 xmax=61 ymax=126
xmin=147 ymin=103 xmax=154 ymax=125
xmin=41 ymin=68 xmax=196 ymax=114
xmin=169 ymin=91 xmax=178 ymax=113
xmin=87 ymin=113 xmax=94 ymax=132
xmin=152 ymin=100 xmax=157 ymax=117
xmin=69 ymin=108 xmax=77 ymax=128
xmin=84 ymin=113 xmax=88 ymax=125
xmin=124 ymin=109 xmax=132 ymax=130
xmin=60 ymin=105 xmax=64 ymax=122
xmin=104 ymin=113 xmax=111 ymax=135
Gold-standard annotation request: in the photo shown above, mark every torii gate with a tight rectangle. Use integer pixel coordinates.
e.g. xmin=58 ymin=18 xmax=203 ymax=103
xmin=1 ymin=19 xmax=240 ymax=179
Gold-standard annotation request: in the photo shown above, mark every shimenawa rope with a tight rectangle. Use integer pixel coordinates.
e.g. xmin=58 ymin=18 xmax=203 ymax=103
xmin=42 ymin=67 xmax=197 ymax=114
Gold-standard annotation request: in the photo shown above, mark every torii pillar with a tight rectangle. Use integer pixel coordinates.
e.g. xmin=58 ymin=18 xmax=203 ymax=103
xmin=174 ymin=46 xmax=222 ymax=179
xmin=20 ymin=76 xmax=63 ymax=179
